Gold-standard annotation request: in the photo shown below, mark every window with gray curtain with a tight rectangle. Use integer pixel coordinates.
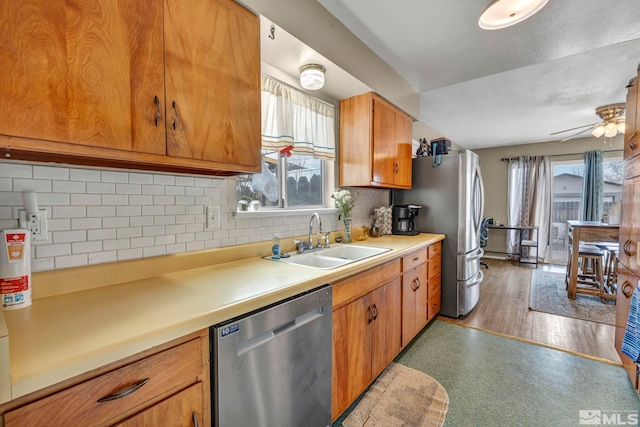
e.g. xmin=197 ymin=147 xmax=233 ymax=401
xmin=507 ymin=156 xmax=551 ymax=261
xmin=580 ymin=150 xmax=604 ymax=221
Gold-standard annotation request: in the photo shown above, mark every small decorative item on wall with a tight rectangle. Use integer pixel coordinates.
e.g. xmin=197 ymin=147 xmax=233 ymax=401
xmin=332 ymin=189 xmax=358 ymax=243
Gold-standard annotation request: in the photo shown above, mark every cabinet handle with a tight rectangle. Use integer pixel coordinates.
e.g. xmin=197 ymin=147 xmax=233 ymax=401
xmin=154 ymin=96 xmax=161 ymax=127
xmin=413 ymin=256 xmax=419 ymax=261
xmin=622 ymin=281 xmax=634 ymax=299
xmin=393 ymin=162 xmax=399 ymax=174
xmin=372 ymin=304 xmax=379 ymax=320
xmin=97 ymin=378 xmax=150 ymax=402
xmin=172 ymin=101 xmax=179 ymax=130
xmin=415 ymin=278 xmax=420 ymax=290
xmin=367 ymin=306 xmax=374 ymax=323
xmin=624 ymin=239 xmax=636 ymax=257
xmin=192 ymin=411 xmax=199 ymax=427
xmin=629 ymin=134 xmax=637 ymax=151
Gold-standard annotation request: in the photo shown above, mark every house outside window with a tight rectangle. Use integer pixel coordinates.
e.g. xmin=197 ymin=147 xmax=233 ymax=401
xmin=236 ymin=75 xmax=335 ymax=212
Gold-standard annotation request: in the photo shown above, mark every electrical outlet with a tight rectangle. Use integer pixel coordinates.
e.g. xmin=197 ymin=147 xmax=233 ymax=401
xmin=18 ymin=209 xmax=48 ymax=241
xmin=206 ymin=205 xmax=220 ymax=230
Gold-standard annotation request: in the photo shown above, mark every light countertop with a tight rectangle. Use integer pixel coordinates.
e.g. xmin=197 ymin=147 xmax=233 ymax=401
xmin=0 ymin=233 xmax=444 ymax=403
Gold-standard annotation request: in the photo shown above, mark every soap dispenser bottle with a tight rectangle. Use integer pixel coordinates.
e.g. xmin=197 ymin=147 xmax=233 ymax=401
xmin=271 ymin=233 xmax=281 ymax=259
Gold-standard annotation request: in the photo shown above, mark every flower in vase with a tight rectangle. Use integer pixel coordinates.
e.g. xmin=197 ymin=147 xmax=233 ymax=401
xmin=332 ymin=189 xmax=358 ymax=220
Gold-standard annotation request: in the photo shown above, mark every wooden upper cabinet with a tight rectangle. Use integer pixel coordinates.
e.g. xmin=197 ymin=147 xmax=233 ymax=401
xmin=624 ymin=75 xmax=639 ymax=161
xmin=164 ymin=0 xmax=261 ymax=168
xmin=0 ymin=0 xmax=261 ymax=176
xmin=339 ymin=92 xmax=412 ymax=189
xmin=0 ymin=0 xmax=166 ymax=155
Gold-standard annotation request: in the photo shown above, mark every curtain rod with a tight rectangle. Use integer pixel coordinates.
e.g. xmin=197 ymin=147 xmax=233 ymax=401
xmin=500 ymin=149 xmax=623 ymax=161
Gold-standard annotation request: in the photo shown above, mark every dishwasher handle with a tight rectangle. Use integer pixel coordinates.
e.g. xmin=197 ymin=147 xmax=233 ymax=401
xmin=236 ymin=306 xmax=325 ymax=356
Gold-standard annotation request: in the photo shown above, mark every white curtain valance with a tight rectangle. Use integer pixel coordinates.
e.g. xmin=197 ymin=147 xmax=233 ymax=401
xmin=261 ymin=75 xmax=336 ymax=161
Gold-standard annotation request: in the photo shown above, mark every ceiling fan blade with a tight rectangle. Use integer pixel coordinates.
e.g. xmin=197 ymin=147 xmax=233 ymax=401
xmin=550 ymin=122 xmax=602 ymax=136
xmin=560 ymin=126 xmax=595 ymax=142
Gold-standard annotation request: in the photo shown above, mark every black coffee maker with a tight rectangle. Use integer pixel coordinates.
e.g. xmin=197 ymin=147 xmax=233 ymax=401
xmin=391 ymin=205 xmax=421 ymax=236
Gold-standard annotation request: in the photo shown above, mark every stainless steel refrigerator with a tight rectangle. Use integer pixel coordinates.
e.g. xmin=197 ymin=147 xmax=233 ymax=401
xmin=393 ymin=150 xmax=485 ymax=317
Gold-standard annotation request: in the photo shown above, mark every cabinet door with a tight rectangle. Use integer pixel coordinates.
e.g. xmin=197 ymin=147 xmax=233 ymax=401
xmin=614 ymin=266 xmax=639 ymax=390
xmin=625 ymin=76 xmax=639 ymax=161
xmin=402 ymin=264 xmax=427 ymax=347
xmin=394 ymin=111 xmax=413 ymax=188
xmin=116 ymin=382 xmax=203 ymax=427
xmin=332 ymin=296 xmax=372 ymax=420
xmin=164 ymin=0 xmax=261 ymax=170
xmin=619 ymin=175 xmax=640 ymax=272
xmin=0 ymin=0 xmax=165 ymax=154
xmin=371 ymin=278 xmax=401 ymax=378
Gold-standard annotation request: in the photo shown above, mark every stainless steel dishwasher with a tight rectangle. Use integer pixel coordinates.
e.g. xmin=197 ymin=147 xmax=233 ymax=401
xmin=211 ymin=286 xmax=332 ymax=427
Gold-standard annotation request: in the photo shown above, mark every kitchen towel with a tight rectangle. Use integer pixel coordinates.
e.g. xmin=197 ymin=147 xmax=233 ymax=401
xmin=622 ymin=285 xmax=640 ymax=363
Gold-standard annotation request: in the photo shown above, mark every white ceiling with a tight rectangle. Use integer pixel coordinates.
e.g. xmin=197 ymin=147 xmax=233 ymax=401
xmin=311 ymin=0 xmax=640 ymax=149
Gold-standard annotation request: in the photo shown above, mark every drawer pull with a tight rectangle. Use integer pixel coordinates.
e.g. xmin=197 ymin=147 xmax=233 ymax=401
xmin=192 ymin=411 xmax=199 ymax=427
xmin=372 ymin=303 xmax=379 ymax=320
xmin=622 ymin=281 xmax=634 ymax=299
xmin=97 ymin=378 xmax=150 ymax=403
xmin=413 ymin=256 xmax=419 ymax=261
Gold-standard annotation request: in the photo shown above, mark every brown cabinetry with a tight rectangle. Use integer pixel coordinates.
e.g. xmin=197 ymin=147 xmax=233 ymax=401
xmin=0 ymin=0 xmax=260 ymax=176
xmin=3 ymin=330 xmax=209 ymax=427
xmin=339 ymin=92 xmax=412 ymax=189
xmin=402 ymin=249 xmax=428 ymax=346
xmin=616 ymin=63 xmax=640 ymax=397
xmin=332 ymin=260 xmax=401 ymax=420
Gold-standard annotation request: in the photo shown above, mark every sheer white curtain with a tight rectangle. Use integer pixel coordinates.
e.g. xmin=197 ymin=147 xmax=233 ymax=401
xmin=507 ymin=156 xmax=551 ymax=261
xmin=260 ymin=75 xmax=336 ymax=161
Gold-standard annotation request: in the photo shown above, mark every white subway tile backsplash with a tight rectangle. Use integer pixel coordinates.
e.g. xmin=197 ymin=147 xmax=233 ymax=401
xmin=0 ymin=163 xmax=32 ymax=178
xmin=101 ymin=171 xmax=129 ymax=183
xmin=54 ymin=180 xmax=85 ymax=193
xmin=70 ymin=194 xmax=101 ymax=205
xmin=87 ymin=182 xmax=116 ymax=194
xmin=71 ymin=217 xmax=102 ymax=230
xmin=70 ymin=168 xmax=101 ymax=182
xmin=53 ymin=230 xmax=86 ymax=244
xmin=1 ymin=161 xmax=385 ymax=272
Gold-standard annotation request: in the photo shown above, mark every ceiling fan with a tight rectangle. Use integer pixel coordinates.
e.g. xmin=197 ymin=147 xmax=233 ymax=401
xmin=550 ymin=103 xmax=626 ymax=142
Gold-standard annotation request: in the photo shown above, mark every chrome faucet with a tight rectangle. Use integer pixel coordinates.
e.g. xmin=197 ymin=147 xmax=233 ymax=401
xmin=309 ymin=213 xmax=322 ymax=249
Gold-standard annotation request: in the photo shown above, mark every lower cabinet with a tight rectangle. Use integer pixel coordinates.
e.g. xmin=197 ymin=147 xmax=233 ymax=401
xmin=615 ymin=264 xmax=640 ymax=392
xmin=332 ymin=262 xmax=402 ymax=420
xmin=2 ymin=330 xmax=209 ymax=427
xmin=332 ymin=240 xmax=443 ymax=421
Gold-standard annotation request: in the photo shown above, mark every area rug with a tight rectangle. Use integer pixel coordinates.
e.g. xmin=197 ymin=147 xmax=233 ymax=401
xmin=528 ymin=270 xmax=615 ymax=325
xmin=342 ymin=362 xmax=449 ymax=427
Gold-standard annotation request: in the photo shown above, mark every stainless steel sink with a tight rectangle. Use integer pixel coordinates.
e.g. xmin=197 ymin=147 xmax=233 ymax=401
xmin=268 ymin=244 xmax=391 ymax=270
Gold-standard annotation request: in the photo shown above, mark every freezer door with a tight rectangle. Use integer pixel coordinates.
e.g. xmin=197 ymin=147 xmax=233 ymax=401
xmin=458 ymin=269 xmax=484 ymax=316
xmin=457 ymin=247 xmax=483 ymax=281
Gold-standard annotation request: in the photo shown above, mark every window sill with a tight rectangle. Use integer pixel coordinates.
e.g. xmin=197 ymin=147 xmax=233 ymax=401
xmin=233 ymin=207 xmax=338 ymax=219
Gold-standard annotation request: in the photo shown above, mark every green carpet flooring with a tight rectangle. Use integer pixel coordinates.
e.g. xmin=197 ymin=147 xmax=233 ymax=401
xmin=335 ymin=320 xmax=639 ymax=427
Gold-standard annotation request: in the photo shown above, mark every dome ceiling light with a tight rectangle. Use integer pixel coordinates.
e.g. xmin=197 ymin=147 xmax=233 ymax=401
xmin=299 ymin=64 xmax=326 ymax=91
xmin=479 ymin=0 xmax=549 ymax=30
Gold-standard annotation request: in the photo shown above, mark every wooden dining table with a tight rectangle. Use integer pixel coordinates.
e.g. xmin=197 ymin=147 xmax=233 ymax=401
xmin=566 ymin=220 xmax=619 ymax=299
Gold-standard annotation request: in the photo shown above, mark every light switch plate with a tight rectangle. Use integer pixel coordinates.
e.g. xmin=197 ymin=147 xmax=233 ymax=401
xmin=206 ymin=206 xmax=220 ymax=230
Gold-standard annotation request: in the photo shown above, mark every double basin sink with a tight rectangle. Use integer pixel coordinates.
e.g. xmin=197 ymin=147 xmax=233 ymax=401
xmin=268 ymin=244 xmax=391 ymax=269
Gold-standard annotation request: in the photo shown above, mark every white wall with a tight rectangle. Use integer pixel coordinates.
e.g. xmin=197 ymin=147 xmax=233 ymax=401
xmin=0 ymin=161 xmax=389 ymax=272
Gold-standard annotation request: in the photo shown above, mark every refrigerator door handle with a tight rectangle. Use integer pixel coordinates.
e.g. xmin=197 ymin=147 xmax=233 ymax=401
xmin=467 ymin=247 xmax=484 ymax=261
xmin=465 ymin=269 xmax=484 ymax=288
xmin=472 ymin=165 xmax=485 ymax=232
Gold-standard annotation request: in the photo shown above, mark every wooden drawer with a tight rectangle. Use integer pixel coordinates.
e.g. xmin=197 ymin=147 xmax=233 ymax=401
xmin=428 ymin=275 xmax=441 ymax=301
xmin=333 ymin=259 xmax=401 ymax=309
xmin=402 ymin=248 xmax=427 ymax=272
xmin=428 ymin=241 xmax=441 ymax=259
xmin=5 ymin=339 xmax=203 ymax=427
xmin=428 ymin=257 xmax=441 ymax=279
xmin=427 ymin=294 xmax=441 ymax=321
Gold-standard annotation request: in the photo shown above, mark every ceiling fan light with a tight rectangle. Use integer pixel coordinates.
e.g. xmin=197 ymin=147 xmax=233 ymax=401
xmin=604 ymin=124 xmax=618 ymax=138
xmin=299 ymin=64 xmax=326 ymax=90
xmin=617 ymin=122 xmax=626 ymax=134
xmin=591 ymin=126 xmax=605 ymax=138
xmin=478 ymin=0 xmax=549 ymax=30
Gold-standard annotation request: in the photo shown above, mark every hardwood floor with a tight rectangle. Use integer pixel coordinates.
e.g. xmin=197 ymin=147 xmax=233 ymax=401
xmin=443 ymin=259 xmax=621 ymax=363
